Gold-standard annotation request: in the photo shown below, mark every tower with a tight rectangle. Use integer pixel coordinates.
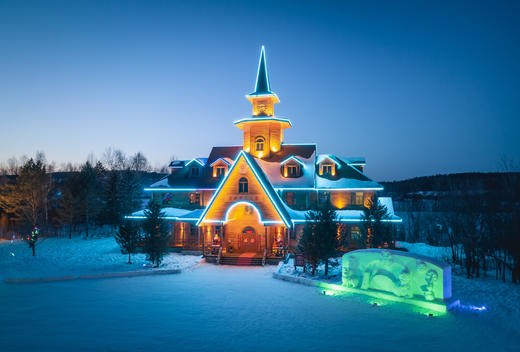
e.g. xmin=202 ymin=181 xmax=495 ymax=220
xmin=234 ymin=46 xmax=292 ymax=158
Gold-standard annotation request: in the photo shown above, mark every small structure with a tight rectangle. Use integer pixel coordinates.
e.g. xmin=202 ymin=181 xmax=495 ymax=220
xmin=341 ymin=249 xmax=452 ymax=311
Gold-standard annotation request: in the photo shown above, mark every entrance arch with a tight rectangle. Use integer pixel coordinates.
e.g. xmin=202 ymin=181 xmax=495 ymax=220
xmin=224 ymin=202 xmax=264 ymax=253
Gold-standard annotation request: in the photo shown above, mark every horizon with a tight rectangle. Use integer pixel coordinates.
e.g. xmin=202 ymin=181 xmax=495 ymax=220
xmin=1 ymin=0 xmax=519 ymax=181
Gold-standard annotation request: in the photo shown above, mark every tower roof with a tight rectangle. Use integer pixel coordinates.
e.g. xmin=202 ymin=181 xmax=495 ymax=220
xmin=247 ymin=46 xmax=279 ymax=103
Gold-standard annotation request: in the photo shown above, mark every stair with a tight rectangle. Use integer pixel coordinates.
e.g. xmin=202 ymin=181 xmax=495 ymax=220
xmin=219 ymin=253 xmax=264 ymax=266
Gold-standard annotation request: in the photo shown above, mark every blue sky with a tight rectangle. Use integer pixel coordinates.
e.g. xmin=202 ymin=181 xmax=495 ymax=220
xmin=0 ymin=0 xmax=518 ymax=181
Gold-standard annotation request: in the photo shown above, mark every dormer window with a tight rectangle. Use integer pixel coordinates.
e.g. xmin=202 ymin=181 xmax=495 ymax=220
xmin=210 ymin=158 xmax=231 ymax=178
xmin=318 ymin=156 xmax=340 ymax=176
xmin=191 ymin=167 xmax=199 ymax=177
xmin=239 ymin=177 xmax=248 ymax=193
xmin=322 ymin=163 xmax=333 ymax=176
xmin=255 ymin=137 xmax=265 ymax=152
xmin=281 ymin=156 xmax=304 ymax=178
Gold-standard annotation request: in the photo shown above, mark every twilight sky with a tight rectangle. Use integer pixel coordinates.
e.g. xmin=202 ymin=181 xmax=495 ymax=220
xmin=0 ymin=0 xmax=518 ymax=181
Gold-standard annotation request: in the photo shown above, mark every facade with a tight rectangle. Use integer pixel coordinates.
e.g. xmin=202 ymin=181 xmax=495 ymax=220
xmin=129 ymin=46 xmax=401 ymax=262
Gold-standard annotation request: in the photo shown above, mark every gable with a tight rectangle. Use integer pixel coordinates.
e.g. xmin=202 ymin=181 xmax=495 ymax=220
xmin=197 ymin=151 xmax=291 ymax=227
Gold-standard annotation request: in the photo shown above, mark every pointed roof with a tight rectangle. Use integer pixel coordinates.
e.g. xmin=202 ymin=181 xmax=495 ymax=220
xmin=247 ymin=46 xmax=280 ymax=103
xmin=197 ymin=150 xmax=291 ymax=227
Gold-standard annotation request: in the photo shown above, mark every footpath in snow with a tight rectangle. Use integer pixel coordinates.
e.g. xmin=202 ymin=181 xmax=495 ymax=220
xmin=0 ymin=236 xmax=203 ymax=282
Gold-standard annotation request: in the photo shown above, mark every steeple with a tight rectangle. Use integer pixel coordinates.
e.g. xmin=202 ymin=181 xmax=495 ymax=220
xmin=236 ymin=46 xmax=291 ymax=158
xmin=252 ymin=46 xmax=272 ymax=96
xmin=246 ymin=46 xmax=280 ymax=115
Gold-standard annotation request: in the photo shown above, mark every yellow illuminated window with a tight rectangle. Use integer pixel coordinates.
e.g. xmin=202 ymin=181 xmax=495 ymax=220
xmin=286 ymin=165 xmax=298 ymax=177
xmin=239 ymin=177 xmax=248 ymax=193
xmin=322 ymin=163 xmax=333 ymax=175
xmin=215 ymin=166 xmax=225 ymax=177
xmin=255 ymin=137 xmax=264 ymax=151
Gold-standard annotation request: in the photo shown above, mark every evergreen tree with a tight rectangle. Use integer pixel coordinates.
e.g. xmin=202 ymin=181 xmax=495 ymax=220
xmin=142 ymin=200 xmax=168 ymax=267
xmin=114 ymin=221 xmax=140 ymax=264
xmin=58 ymin=169 xmax=82 ymax=239
xmin=359 ymin=194 xmax=393 ymax=248
xmin=103 ymin=170 xmax=121 ymax=230
xmin=78 ymin=161 xmax=104 ymax=237
xmin=316 ymin=203 xmax=340 ymax=276
xmin=298 ymin=204 xmax=340 ymax=276
xmin=119 ymin=169 xmax=141 ymax=220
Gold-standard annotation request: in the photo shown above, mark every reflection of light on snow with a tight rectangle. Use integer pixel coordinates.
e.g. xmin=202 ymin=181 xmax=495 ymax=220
xmin=322 ymin=290 xmax=335 ymax=296
xmin=469 ymin=305 xmax=487 ymax=311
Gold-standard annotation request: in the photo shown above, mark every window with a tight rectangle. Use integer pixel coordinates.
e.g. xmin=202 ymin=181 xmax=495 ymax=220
xmin=285 ymin=192 xmax=296 ymax=206
xmin=238 ymin=177 xmax=248 ymax=193
xmin=189 ymin=192 xmax=200 ymax=204
xmin=191 ymin=167 xmax=199 ymax=177
xmin=351 ymin=225 xmax=360 ymax=237
xmin=215 ymin=166 xmax=225 ymax=177
xmin=319 ymin=191 xmax=330 ymax=205
xmin=322 ymin=163 xmax=333 ymax=176
xmin=286 ymin=165 xmax=299 ymax=177
xmin=255 ymin=137 xmax=264 ymax=151
xmin=351 ymin=192 xmax=363 ymax=205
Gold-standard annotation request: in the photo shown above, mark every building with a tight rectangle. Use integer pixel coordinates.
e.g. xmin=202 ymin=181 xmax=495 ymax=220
xmin=129 ymin=46 xmax=401 ymax=264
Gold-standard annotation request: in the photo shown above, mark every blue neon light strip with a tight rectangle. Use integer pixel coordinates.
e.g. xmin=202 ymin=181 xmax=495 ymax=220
xmin=144 ymin=188 xmax=216 ymax=192
xmin=125 ymin=216 xmax=200 ymax=222
xmin=274 ymin=187 xmax=384 ymax=191
xmin=209 ymin=157 xmax=231 ymax=167
xmin=280 ymin=156 xmax=305 ymax=167
xmin=233 ymin=117 xmax=292 ymax=126
xmin=185 ymin=158 xmax=205 ymax=167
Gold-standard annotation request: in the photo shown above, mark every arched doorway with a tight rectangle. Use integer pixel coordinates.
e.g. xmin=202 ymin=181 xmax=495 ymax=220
xmin=224 ymin=202 xmax=264 ymax=254
xmin=240 ymin=226 xmax=258 ymax=252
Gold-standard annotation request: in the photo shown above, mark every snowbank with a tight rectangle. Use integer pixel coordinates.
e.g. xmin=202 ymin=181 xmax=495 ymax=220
xmin=0 ymin=236 xmax=202 ymax=281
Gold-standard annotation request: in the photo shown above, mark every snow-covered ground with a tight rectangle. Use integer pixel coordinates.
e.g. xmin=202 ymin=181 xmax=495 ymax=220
xmin=0 ymin=236 xmax=202 ymax=281
xmin=278 ymin=242 xmax=520 ymax=337
xmin=0 ymin=264 xmax=518 ymax=351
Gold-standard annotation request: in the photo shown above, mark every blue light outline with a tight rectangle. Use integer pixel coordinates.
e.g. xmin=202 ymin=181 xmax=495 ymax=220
xmin=196 ymin=150 xmax=291 ymax=227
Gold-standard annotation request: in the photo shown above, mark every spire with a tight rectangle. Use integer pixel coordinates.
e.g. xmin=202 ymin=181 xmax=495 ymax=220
xmin=254 ymin=46 xmax=271 ymax=94
xmin=247 ymin=46 xmax=279 ymax=103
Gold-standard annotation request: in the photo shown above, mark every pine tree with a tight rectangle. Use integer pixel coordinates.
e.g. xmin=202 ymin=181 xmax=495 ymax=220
xmin=142 ymin=200 xmax=168 ymax=267
xmin=359 ymin=194 xmax=393 ymax=248
xmin=114 ymin=221 xmax=140 ymax=264
xmin=78 ymin=161 xmax=104 ymax=237
xmin=298 ymin=204 xmax=340 ymax=276
xmin=316 ymin=203 xmax=340 ymax=276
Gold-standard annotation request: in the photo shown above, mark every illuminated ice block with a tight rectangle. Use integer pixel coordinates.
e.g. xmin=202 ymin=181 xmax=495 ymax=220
xmin=342 ymin=249 xmax=451 ymax=302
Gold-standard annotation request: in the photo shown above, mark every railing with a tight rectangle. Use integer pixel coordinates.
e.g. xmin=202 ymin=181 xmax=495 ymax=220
xmin=217 ymin=247 xmax=222 ymax=265
xmin=262 ymin=248 xmax=267 ymax=266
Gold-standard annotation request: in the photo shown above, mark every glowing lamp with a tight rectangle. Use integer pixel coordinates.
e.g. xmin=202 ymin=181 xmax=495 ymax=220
xmin=323 ymin=290 xmax=335 ymax=296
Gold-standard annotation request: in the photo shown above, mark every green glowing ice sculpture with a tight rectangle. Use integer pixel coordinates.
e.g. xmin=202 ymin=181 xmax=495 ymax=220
xmin=342 ymin=249 xmax=452 ymax=303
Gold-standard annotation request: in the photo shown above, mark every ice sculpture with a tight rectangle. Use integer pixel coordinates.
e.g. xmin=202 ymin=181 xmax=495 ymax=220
xmin=342 ymin=249 xmax=451 ymax=302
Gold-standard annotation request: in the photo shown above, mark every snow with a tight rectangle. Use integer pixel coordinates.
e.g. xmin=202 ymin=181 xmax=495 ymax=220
xmin=255 ymin=152 xmax=315 ymax=188
xmin=0 ymin=264 xmax=518 ymax=351
xmin=0 ymin=236 xmax=202 ymax=281
xmin=129 ymin=206 xmax=193 ymax=219
xmin=1 ymin=238 xmax=519 ymax=350
xmin=396 ymin=241 xmax=520 ymax=334
xmin=149 ymin=176 xmax=170 ymax=188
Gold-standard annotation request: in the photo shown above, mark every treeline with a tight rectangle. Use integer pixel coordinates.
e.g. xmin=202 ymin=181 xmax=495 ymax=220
xmin=386 ymin=170 xmax=520 ymax=284
xmin=0 ymin=149 xmax=167 ymax=238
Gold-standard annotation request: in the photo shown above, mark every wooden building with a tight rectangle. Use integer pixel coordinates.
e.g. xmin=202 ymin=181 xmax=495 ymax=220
xmin=128 ymin=46 xmax=401 ymax=264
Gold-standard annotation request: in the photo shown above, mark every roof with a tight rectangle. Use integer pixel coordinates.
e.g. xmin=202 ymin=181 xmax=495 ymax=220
xmin=285 ymin=197 xmax=401 ymax=223
xmin=315 ymin=153 xmax=383 ymax=190
xmin=255 ymin=144 xmax=316 ymax=188
xmin=247 ymin=46 xmax=280 ymax=103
